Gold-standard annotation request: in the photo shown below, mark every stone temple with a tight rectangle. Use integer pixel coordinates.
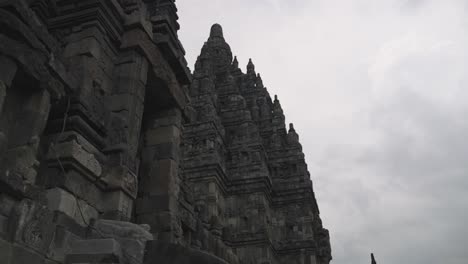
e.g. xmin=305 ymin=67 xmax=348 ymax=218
xmin=0 ymin=1 xmax=331 ymax=264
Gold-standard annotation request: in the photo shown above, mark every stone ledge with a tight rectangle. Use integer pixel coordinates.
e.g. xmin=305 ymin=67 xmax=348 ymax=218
xmin=143 ymin=241 xmax=231 ymax=264
xmin=65 ymin=238 xmax=122 ymax=264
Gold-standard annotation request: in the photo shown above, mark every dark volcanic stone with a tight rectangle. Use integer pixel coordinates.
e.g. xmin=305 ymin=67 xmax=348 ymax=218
xmin=144 ymin=240 xmax=229 ymax=264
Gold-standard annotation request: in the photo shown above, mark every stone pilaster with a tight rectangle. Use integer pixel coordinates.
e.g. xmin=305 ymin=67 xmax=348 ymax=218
xmin=136 ymin=108 xmax=183 ymax=242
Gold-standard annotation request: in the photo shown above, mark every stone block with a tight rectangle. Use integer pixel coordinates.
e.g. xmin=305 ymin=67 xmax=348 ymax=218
xmin=143 ymin=241 xmax=231 ymax=264
xmin=0 ymin=237 xmax=13 ymax=263
xmin=115 ymin=53 xmax=149 ymax=84
xmin=104 ymin=166 xmax=138 ymax=198
xmin=47 ymin=140 xmax=102 ymax=177
xmin=73 ymin=199 xmax=99 ymax=227
xmin=147 ymin=142 xmax=179 ymax=161
xmin=136 ymin=213 xmax=157 ymax=230
xmin=113 ymin=77 xmax=146 ymax=97
xmin=135 ymin=194 xmax=178 ymax=214
xmin=144 ymin=126 xmax=180 ymax=146
xmin=137 ymin=211 xmax=174 ymax=234
xmin=150 ymin=110 xmax=183 ymax=129
xmin=106 ymin=94 xmax=133 ymax=112
xmin=11 ymin=244 xmax=45 ymax=264
xmin=48 ymin=169 xmax=103 ymax=214
xmin=94 ymin=219 xmax=153 ymax=242
xmin=139 ymin=159 xmax=178 ymax=195
xmin=93 ymin=220 xmax=153 ymax=263
xmin=101 ymin=190 xmax=133 ymax=221
xmin=46 ymin=187 xmax=98 ymax=227
xmin=46 ymin=226 xmax=80 ymax=263
xmin=46 ymin=188 xmax=77 ymax=219
xmin=63 ymin=37 xmax=102 ymax=60
xmin=65 ymin=238 xmax=122 ymax=264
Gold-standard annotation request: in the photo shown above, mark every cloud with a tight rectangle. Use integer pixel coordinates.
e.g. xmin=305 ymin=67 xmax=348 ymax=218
xmin=178 ymin=1 xmax=468 ymax=263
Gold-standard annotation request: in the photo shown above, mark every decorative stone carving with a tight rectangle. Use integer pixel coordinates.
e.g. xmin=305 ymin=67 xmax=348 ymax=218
xmin=10 ymin=199 xmax=55 ymax=254
xmin=123 ymin=170 xmax=138 ymax=195
xmin=93 ymin=219 xmax=153 ymax=263
xmin=4 ymin=143 xmax=40 ymax=187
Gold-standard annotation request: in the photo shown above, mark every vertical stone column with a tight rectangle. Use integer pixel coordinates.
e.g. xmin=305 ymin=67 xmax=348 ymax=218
xmin=103 ymin=51 xmax=149 ymax=221
xmin=109 ymin=51 xmax=148 ymax=168
xmin=136 ymin=107 xmax=183 ymax=243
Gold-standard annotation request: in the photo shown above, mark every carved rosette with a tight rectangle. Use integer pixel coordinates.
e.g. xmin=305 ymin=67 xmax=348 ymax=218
xmin=10 ymin=199 xmax=55 ymax=253
xmin=123 ymin=170 xmax=138 ymax=195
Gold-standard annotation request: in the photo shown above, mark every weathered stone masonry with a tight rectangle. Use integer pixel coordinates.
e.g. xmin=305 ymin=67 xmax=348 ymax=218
xmin=0 ymin=1 xmax=331 ymax=264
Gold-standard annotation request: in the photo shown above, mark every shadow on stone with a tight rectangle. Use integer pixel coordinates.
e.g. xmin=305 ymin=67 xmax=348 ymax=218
xmin=144 ymin=241 xmax=230 ymax=264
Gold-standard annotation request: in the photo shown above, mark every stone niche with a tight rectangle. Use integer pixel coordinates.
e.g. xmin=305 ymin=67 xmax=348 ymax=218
xmin=0 ymin=57 xmax=50 ymax=196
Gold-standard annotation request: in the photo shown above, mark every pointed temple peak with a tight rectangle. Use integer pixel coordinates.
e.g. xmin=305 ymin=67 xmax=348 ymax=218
xmin=210 ymin=23 xmax=224 ymax=39
xmin=272 ymin=94 xmax=284 ymax=119
xmin=232 ymin=56 xmax=239 ymax=68
xmin=289 ymin=123 xmax=296 ymax=132
xmin=255 ymin=73 xmax=264 ymax=88
xmin=371 ymin=253 xmax=377 ymax=264
xmin=247 ymin=58 xmax=255 ymax=74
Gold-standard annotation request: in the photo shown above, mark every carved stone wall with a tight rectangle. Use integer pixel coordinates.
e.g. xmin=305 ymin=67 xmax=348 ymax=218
xmin=0 ymin=1 xmax=330 ymax=264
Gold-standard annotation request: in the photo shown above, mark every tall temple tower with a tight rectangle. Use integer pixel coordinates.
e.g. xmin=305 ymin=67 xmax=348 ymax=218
xmin=182 ymin=23 xmax=332 ymax=264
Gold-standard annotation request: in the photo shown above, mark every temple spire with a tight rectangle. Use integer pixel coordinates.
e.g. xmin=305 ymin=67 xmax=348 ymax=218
xmin=209 ymin=23 xmax=224 ymax=40
xmin=202 ymin=23 xmax=233 ymax=70
xmin=256 ymin=73 xmax=264 ymax=88
xmin=273 ymin=95 xmax=283 ymax=114
xmin=287 ymin=123 xmax=300 ymax=145
xmin=273 ymin=95 xmax=283 ymax=113
xmin=272 ymin=95 xmax=285 ymax=127
xmin=371 ymin=253 xmax=377 ymax=264
xmin=232 ymin=56 xmax=239 ymax=68
xmin=247 ymin=58 xmax=255 ymax=75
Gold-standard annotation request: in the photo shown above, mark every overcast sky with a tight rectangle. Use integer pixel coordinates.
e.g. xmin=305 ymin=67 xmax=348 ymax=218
xmin=177 ymin=1 xmax=468 ymax=263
